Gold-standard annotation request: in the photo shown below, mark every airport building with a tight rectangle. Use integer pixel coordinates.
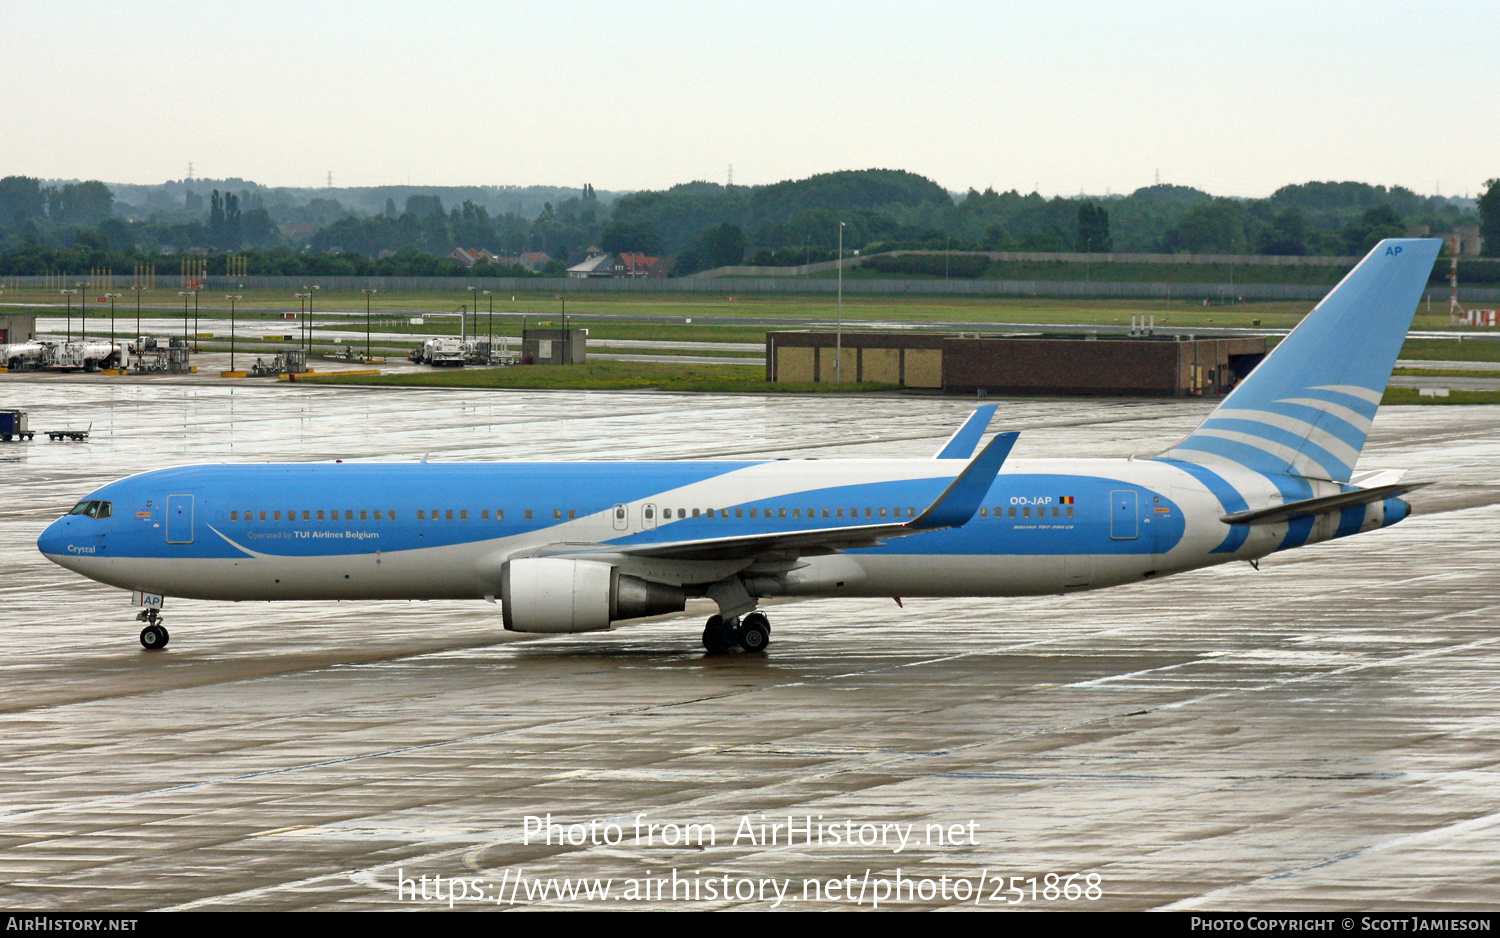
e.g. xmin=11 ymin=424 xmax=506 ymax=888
xmin=766 ymin=331 xmax=1268 ymax=396
xmin=0 ymin=313 xmax=37 ymax=345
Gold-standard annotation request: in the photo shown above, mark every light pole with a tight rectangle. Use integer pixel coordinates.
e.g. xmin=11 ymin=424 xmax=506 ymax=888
xmin=300 ymin=285 xmax=319 ymax=353
xmin=177 ymin=290 xmax=195 ymax=346
xmin=104 ymin=293 xmax=121 ymax=362
xmin=225 ymin=295 xmax=242 ymax=371
xmin=836 ymin=221 xmax=845 ymax=383
xmin=466 ymin=286 xmax=477 ymax=345
xmin=555 ymin=294 xmax=568 ymax=364
xmin=131 ymin=284 xmax=145 ymax=338
xmin=77 ymin=283 xmax=88 ymax=342
xmin=483 ymin=289 xmax=493 ymax=352
xmin=361 ymin=288 xmax=377 ymax=360
xmin=61 ymin=289 xmax=77 ymax=342
xmin=295 ymin=293 xmax=311 ymax=352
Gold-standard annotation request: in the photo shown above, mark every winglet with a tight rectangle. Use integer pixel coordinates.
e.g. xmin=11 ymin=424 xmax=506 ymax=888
xmin=934 ymin=404 xmax=998 ymax=459
xmin=909 ymin=431 xmax=1018 ymax=530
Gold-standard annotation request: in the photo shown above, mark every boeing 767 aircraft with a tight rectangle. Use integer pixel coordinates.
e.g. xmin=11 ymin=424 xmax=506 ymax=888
xmin=39 ymin=239 xmax=1440 ymax=654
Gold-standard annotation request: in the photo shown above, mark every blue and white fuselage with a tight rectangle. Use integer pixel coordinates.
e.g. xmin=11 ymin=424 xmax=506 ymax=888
xmin=38 ymin=239 xmax=1440 ymax=651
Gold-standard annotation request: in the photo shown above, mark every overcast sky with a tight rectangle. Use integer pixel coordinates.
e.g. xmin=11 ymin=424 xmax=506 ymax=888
xmin=4 ymin=0 xmax=1495 ymax=198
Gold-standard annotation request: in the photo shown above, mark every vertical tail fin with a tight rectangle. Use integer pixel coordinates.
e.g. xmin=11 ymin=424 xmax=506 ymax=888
xmin=1158 ymin=238 xmax=1440 ymax=483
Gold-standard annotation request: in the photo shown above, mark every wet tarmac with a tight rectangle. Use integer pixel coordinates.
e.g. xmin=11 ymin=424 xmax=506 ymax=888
xmin=1 ymin=383 xmax=1498 ymax=910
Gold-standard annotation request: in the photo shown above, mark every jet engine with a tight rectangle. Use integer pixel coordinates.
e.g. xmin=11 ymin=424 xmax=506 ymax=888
xmin=500 ymin=558 xmax=686 ymax=633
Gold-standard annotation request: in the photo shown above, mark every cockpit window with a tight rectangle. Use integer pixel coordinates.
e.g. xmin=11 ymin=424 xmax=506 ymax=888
xmin=67 ymin=500 xmax=111 ymax=519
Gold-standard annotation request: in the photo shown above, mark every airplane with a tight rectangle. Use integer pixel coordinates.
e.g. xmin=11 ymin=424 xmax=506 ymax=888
xmin=38 ymin=238 xmax=1441 ymax=655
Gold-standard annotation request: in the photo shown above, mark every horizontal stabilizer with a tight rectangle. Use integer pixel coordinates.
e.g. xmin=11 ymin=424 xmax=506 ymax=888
xmin=935 ymin=405 xmax=998 ymax=458
xmin=1221 ymin=482 xmax=1430 ymax=526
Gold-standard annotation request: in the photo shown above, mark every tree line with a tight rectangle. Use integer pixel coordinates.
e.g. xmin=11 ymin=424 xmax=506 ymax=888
xmin=0 ymin=170 xmax=1493 ymax=279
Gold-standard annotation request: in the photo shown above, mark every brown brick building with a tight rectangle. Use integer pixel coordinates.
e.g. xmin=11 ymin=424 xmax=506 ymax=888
xmin=766 ymin=331 xmax=1268 ymax=397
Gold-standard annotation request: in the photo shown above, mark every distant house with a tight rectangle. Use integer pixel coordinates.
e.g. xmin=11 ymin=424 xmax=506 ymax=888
xmin=617 ymin=252 xmax=673 ymax=278
xmin=568 ymin=252 xmax=672 ymax=279
xmin=567 ymin=253 xmax=615 ymax=279
xmin=448 ymin=247 xmax=506 ymax=268
xmin=520 ymin=251 xmax=551 ymax=272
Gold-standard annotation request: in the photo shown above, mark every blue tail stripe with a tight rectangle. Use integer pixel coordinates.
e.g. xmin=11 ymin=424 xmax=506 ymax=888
xmin=1155 ymin=458 xmax=1250 ymax=554
xmin=1260 ymin=401 xmax=1368 ymax=452
xmin=1334 ymin=505 xmax=1367 ymax=539
xmin=1278 ymin=516 xmax=1316 ymax=551
xmin=1171 ymin=435 xmax=1316 ymax=479
xmin=1199 ymin=417 xmax=1352 ymax=480
xmin=1289 ymin=387 xmax=1381 ymax=421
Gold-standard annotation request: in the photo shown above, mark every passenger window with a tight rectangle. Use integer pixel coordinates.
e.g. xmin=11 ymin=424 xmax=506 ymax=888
xmin=644 ymin=507 xmax=654 ymax=521
xmin=460 ymin=509 xmax=468 ymax=520
xmin=230 ymin=510 xmax=238 ymax=521
xmin=375 ymin=510 xmax=383 ymax=520
xmin=1023 ymin=507 xmax=1031 ymax=518
xmin=259 ymin=511 xmax=267 ymax=522
xmin=342 ymin=510 xmax=351 ymax=521
xmin=880 ymin=507 xmax=888 ymax=518
xmin=719 ymin=509 xmax=728 ymax=518
xmin=302 ymin=510 xmax=309 ymax=521
xmin=735 ymin=508 xmax=744 ymax=519
xmin=1066 ymin=506 xmax=1074 ymax=518
xmin=749 ymin=508 xmax=757 ymax=519
xmin=692 ymin=508 xmax=700 ymax=518
xmin=792 ymin=509 xmax=801 ymax=519
xmin=317 ymin=510 xmax=325 ymax=521
xmin=980 ymin=508 xmax=988 ymax=517
xmin=482 ymin=510 xmax=490 ymax=520
xmin=418 ymin=510 xmax=425 ymax=520
xmin=553 ymin=509 xmax=561 ymax=520
xmin=443 ymin=509 xmax=452 ymax=520
xmin=273 ymin=511 xmax=282 ymax=521
xmin=524 ymin=510 xmax=533 ymax=520
xmin=864 ymin=508 xmax=872 ymax=518
xmin=496 ymin=509 xmax=503 ymax=520
xmin=360 ymin=510 xmax=369 ymax=521
xmin=1008 ymin=507 xmax=1016 ymax=518
xmin=836 ymin=508 xmax=844 ymax=518
xmin=907 ymin=507 xmax=915 ymax=517
xmin=1051 ymin=506 xmax=1059 ymax=518
xmin=389 ymin=511 xmax=397 ymax=520
xmin=779 ymin=508 xmax=787 ymax=519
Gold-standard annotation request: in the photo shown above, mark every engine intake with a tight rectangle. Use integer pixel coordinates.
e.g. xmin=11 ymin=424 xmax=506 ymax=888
xmin=500 ymin=558 xmax=686 ymax=633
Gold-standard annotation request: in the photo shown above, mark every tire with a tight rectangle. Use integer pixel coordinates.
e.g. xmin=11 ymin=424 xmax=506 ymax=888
xmin=736 ymin=620 xmax=770 ymax=653
xmin=702 ymin=615 xmax=733 ymax=655
xmin=140 ymin=624 xmax=169 ymax=650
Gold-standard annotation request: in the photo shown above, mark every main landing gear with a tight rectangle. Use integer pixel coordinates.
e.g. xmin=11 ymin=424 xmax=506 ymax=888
xmin=136 ymin=608 xmax=169 ymax=650
xmin=702 ymin=611 xmax=770 ymax=655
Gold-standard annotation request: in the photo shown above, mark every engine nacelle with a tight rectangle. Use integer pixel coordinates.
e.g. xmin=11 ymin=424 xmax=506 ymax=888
xmin=500 ymin=558 xmax=686 ymax=633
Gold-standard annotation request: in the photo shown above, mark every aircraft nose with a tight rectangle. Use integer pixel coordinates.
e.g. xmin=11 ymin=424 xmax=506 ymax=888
xmin=37 ymin=517 xmax=69 ymax=557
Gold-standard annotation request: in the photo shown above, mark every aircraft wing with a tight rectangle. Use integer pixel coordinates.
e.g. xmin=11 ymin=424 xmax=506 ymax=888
xmin=608 ymin=431 xmax=1018 ymax=562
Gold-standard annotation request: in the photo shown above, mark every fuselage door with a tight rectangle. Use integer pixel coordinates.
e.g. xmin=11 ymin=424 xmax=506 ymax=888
xmin=642 ymin=503 xmax=658 ymax=531
xmin=612 ymin=503 xmax=629 ymax=531
xmin=1109 ymin=489 xmax=1138 ymax=540
xmin=166 ymin=494 xmax=195 ymax=544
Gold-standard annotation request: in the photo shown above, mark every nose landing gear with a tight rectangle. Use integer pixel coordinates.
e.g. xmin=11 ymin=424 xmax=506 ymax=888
xmin=702 ymin=611 xmax=770 ymax=655
xmin=136 ymin=608 xmax=169 ymax=650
